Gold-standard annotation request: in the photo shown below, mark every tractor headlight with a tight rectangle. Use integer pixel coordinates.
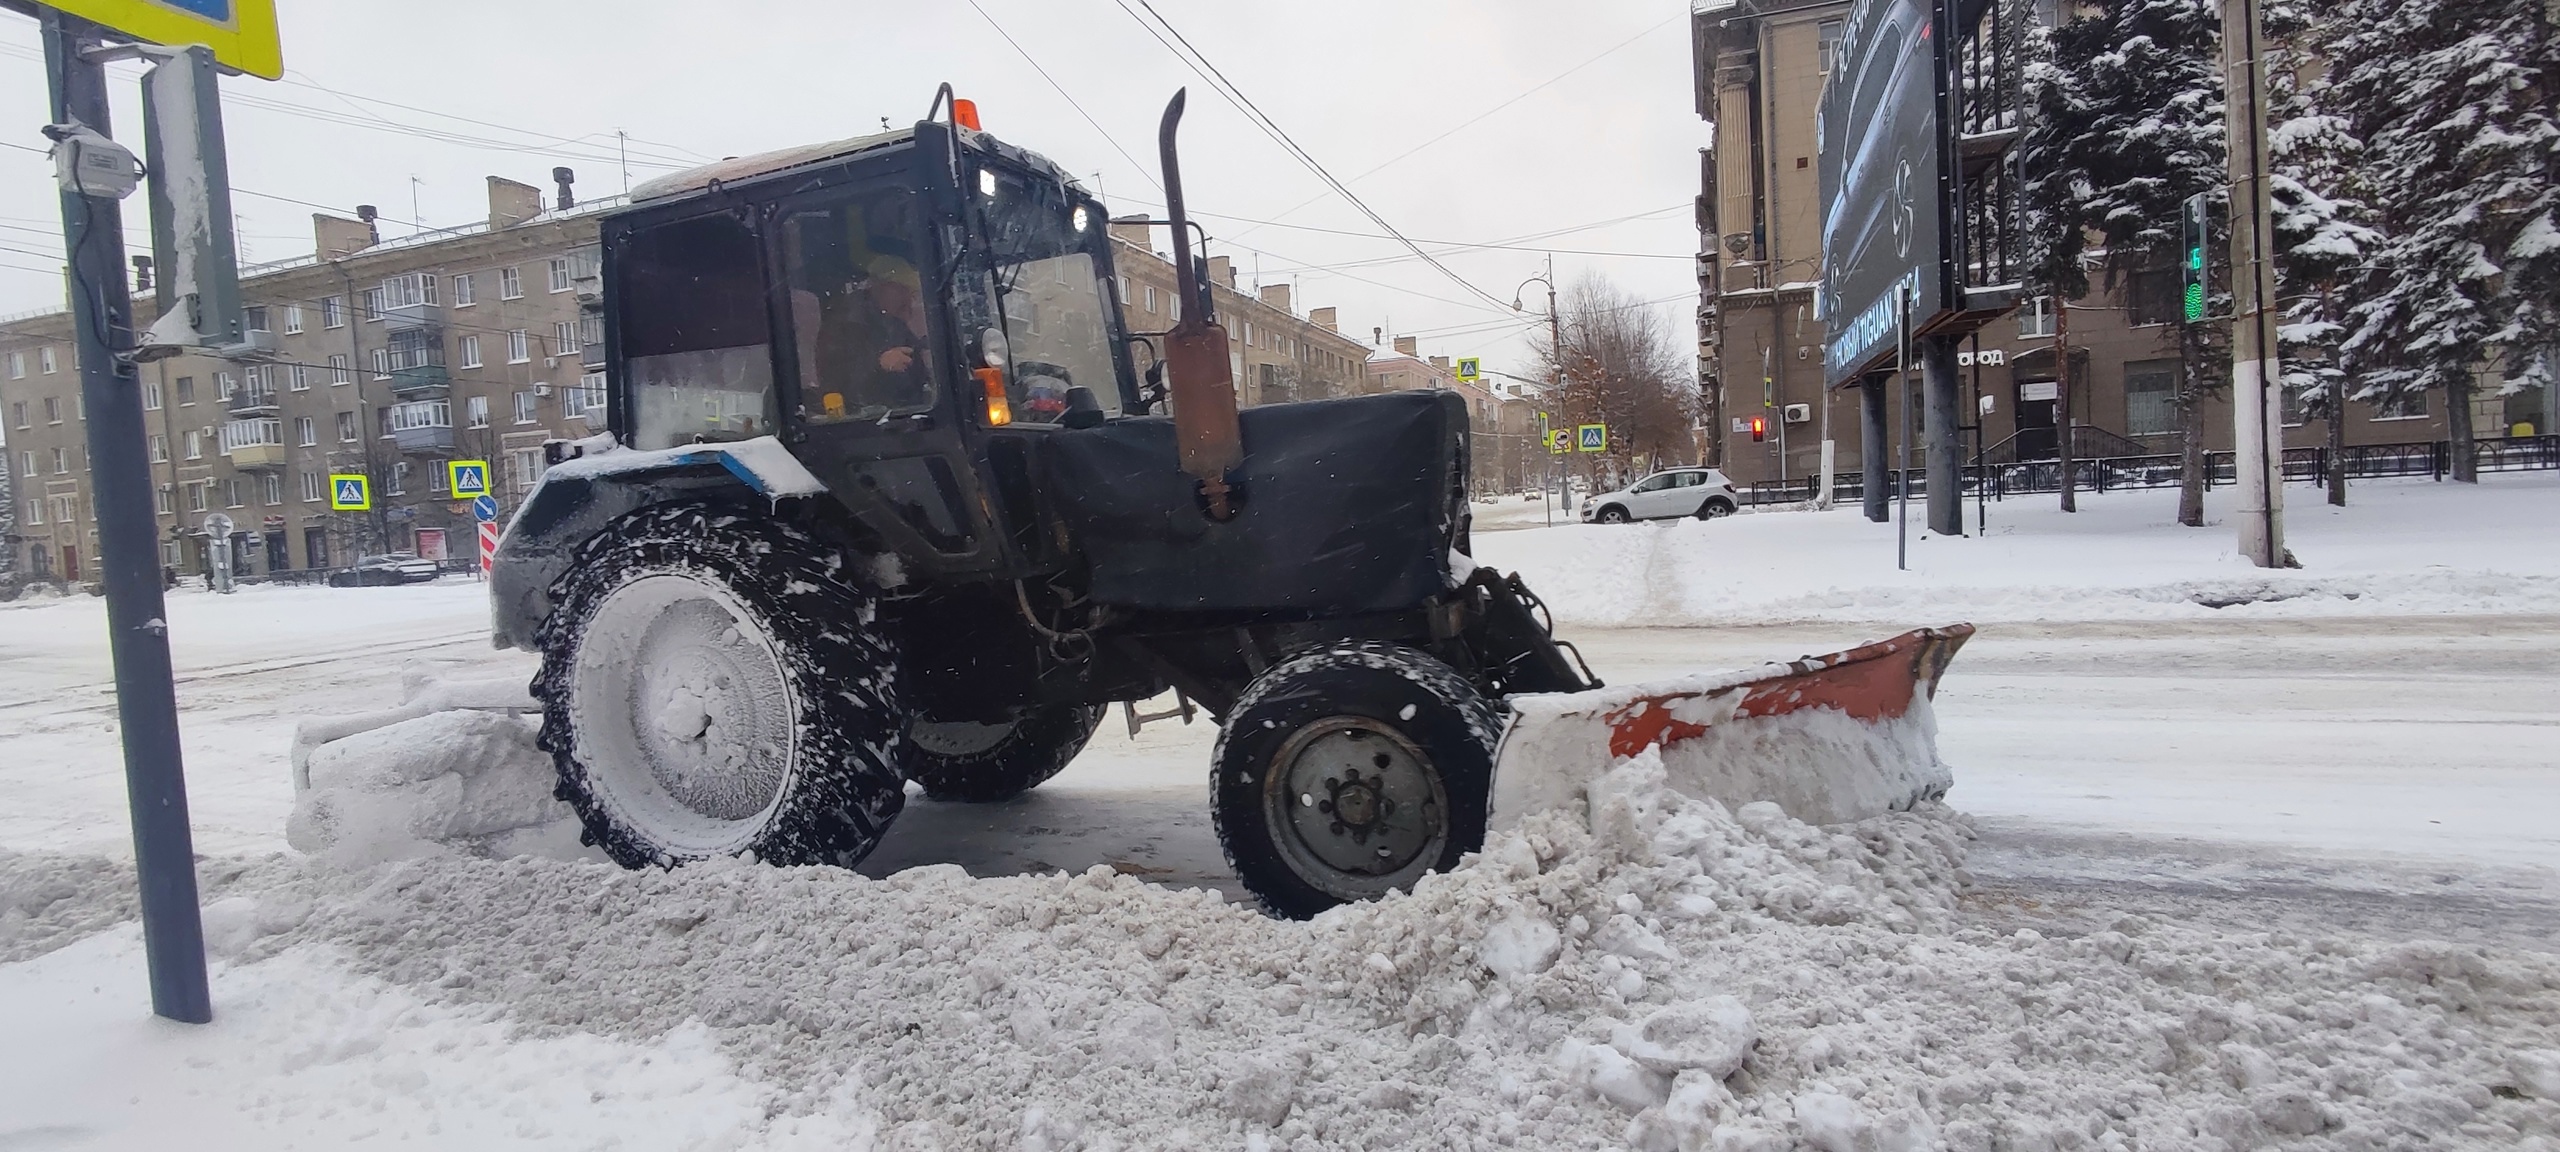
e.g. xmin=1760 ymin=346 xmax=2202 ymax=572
xmin=980 ymin=327 xmax=1009 ymax=369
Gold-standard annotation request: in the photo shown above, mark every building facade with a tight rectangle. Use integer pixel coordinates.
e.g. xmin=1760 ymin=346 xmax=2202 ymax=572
xmin=1691 ymin=0 xmax=2493 ymax=493
xmin=2 ymin=174 xmax=607 ymax=584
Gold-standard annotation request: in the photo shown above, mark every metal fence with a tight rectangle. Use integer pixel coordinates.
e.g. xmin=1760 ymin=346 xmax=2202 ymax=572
xmin=1744 ymin=434 xmax=2560 ymax=508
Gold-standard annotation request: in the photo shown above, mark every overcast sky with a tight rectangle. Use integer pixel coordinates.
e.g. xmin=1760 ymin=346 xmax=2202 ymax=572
xmin=0 ymin=0 xmax=1705 ymax=380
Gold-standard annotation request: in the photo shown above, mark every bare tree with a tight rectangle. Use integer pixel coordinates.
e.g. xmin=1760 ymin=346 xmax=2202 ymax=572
xmin=1531 ymin=275 xmax=1697 ymax=483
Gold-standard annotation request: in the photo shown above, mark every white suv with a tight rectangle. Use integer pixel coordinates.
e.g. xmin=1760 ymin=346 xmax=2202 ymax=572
xmin=1582 ymin=468 xmax=1739 ymax=524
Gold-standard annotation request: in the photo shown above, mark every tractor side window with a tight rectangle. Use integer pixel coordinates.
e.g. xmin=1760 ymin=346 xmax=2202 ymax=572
xmin=779 ymin=191 xmax=937 ymax=423
xmin=620 ymin=212 xmax=777 ymax=449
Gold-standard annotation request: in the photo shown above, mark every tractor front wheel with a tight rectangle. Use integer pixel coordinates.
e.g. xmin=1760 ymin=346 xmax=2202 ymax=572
xmin=1212 ymin=643 xmax=1500 ymax=919
xmin=905 ymin=705 xmax=1105 ymax=803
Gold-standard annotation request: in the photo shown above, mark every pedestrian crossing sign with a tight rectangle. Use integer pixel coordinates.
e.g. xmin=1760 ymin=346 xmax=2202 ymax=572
xmin=329 ymin=473 xmax=370 ymax=511
xmin=1577 ymin=424 xmax=1607 ymax=452
xmin=447 ymin=459 xmax=491 ymax=499
xmin=1456 ymin=357 xmax=1481 ymax=383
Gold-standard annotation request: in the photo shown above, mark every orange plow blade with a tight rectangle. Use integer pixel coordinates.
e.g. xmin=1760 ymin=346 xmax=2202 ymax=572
xmin=1490 ymin=626 xmax=1974 ymax=829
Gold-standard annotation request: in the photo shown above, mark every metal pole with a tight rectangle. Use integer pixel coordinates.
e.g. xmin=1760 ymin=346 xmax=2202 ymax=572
xmin=1861 ymin=376 xmax=1889 ymax=521
xmin=2056 ymin=298 xmax=2077 ymax=511
xmin=1896 ymin=284 xmax=1911 ymax=570
xmin=40 ymin=5 xmax=211 ymax=1024
xmin=1922 ymin=335 xmax=1961 ymax=535
xmin=2223 ymin=0 xmax=2286 ymax=566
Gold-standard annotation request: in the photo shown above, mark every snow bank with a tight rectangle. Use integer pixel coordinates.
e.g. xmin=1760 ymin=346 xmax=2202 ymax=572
xmin=286 ymin=710 xmax=587 ymax=865
xmin=1474 ymin=474 xmax=2560 ymax=627
xmin=17 ymin=737 xmax=2555 ymax=1148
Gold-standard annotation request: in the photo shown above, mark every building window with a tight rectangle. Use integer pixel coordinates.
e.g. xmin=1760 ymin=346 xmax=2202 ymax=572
xmin=184 ymin=430 xmax=203 ymax=459
xmin=386 ymin=399 xmax=451 ymax=434
xmin=2374 ymin=389 xmax=2428 ymax=421
xmin=328 ymin=354 xmax=350 ymax=385
xmin=553 ymin=320 xmax=579 ymax=354
xmin=2127 ymin=267 xmax=2180 ymax=327
xmin=154 ymin=486 xmax=173 ymax=515
xmin=225 ymin=478 xmax=244 ymax=508
xmin=24 ymin=497 xmax=41 ymax=526
xmin=143 ymin=379 xmax=163 ymax=409
xmin=1818 ymin=19 xmax=1844 ymax=73
xmin=547 ymin=257 xmax=571 ymax=293
xmin=300 ymin=471 xmax=323 ymax=502
xmin=2018 ymin=295 xmax=2056 ymax=339
xmin=2124 ymin=360 xmax=2180 ymax=438
xmin=284 ymin=304 xmax=304 ymax=334
xmin=16 ymin=449 xmax=31 ymax=475
xmin=1144 ymin=285 xmax=1158 ymax=314
xmin=361 ymin=286 xmax=385 ymax=321
xmin=262 ymin=473 xmax=284 ymax=505
xmin=499 ymin=265 xmax=522 ymax=300
xmin=216 ymin=371 xmax=235 ymax=400
xmin=148 ymin=434 xmax=166 ymax=462
xmin=43 ymin=396 xmax=61 ymax=423
xmin=569 ymin=372 xmax=606 ymax=420
xmin=186 ymin=482 xmax=207 ymax=513
xmin=388 ymin=461 xmax=408 ymax=496
xmin=50 ymin=447 xmax=66 ymax=473
xmin=336 ymin=410 xmax=359 ymax=442
xmin=245 ymin=306 xmax=269 ymax=333
xmin=40 ymin=346 xmax=57 ymax=373
xmin=453 ymin=273 xmax=476 ymax=307
xmin=175 ymin=377 xmax=194 ymax=405
xmin=55 ymin=495 xmax=77 ymax=524
xmin=459 ymin=334 xmax=482 ymax=368
xmin=514 ymin=390 xmax=538 ymax=424
xmin=6 ymin=352 xmax=22 ymax=378
xmin=295 ymin=416 xmax=316 ymax=446
xmin=466 ymin=395 xmax=490 ymax=428
xmin=8 ymin=400 xmax=22 ymax=427
xmin=289 ymin=364 xmax=310 ymax=391
xmin=429 ymin=459 xmax=448 ymax=493
xmin=508 ymin=447 xmax=545 ymax=496
xmin=323 ymin=295 xmax=345 ymax=328
xmin=507 ymin=329 xmax=530 ymax=363
xmin=371 ymin=348 xmax=391 ymax=378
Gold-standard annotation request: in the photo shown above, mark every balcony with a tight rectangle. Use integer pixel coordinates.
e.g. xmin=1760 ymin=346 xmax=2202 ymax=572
xmin=379 ymin=300 xmax=442 ymax=332
xmin=388 ymin=363 xmax=451 ymax=399
xmin=392 ymin=424 xmax=455 ymax=454
xmin=229 ymin=387 xmax=279 ymax=414
xmin=219 ymin=418 xmax=286 ymax=469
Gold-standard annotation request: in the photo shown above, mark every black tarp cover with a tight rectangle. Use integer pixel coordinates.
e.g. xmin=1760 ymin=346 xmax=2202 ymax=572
xmin=1043 ymin=390 xmax=1466 ymax=613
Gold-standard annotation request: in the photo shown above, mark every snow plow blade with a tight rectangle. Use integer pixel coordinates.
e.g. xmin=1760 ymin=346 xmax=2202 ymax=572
xmin=1489 ymin=625 xmax=1974 ymax=829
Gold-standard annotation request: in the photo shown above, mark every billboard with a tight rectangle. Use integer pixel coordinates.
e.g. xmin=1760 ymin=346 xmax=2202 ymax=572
xmin=1819 ymin=0 xmax=1947 ymax=387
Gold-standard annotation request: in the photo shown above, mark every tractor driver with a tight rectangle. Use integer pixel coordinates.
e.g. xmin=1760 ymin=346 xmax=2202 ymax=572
xmin=788 ymin=205 xmax=933 ymax=422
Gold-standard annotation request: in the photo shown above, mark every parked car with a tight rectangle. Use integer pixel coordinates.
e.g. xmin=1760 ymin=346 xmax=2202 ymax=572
xmin=1582 ymin=468 xmax=1739 ymax=524
xmin=328 ymin=553 xmax=442 ymax=587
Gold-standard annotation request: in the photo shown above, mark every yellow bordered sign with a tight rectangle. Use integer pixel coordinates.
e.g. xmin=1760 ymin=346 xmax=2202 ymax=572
xmin=328 ymin=473 xmax=369 ymax=511
xmin=447 ymin=459 xmax=491 ymax=499
xmin=43 ymin=0 xmax=283 ymax=81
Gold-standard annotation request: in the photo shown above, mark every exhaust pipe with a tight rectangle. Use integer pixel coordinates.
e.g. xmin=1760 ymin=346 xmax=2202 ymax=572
xmin=1156 ymin=89 xmax=1243 ymax=520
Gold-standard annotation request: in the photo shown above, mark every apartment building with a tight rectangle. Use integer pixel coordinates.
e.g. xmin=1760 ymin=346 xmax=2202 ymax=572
xmin=1105 ymin=218 xmax=1371 ymax=406
xmin=2 ymin=174 xmax=608 ymax=584
xmin=1691 ymin=0 xmax=2484 ymax=491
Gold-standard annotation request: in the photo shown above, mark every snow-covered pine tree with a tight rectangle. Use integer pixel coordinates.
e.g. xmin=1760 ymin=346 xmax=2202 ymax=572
xmin=2320 ymin=0 xmax=2559 ymax=481
xmin=2030 ymin=0 xmax=2229 ymax=525
xmin=2264 ymin=0 xmax=2381 ymax=505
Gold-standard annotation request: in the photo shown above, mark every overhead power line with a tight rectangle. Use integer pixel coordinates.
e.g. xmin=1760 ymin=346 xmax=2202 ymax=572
xmin=961 ymin=0 xmax=1164 ymax=195
xmin=1110 ymin=0 xmax=1518 ymax=313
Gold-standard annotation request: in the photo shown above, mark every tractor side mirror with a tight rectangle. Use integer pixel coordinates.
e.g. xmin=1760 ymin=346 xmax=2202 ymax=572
xmin=1061 ymin=386 xmax=1105 ymax=429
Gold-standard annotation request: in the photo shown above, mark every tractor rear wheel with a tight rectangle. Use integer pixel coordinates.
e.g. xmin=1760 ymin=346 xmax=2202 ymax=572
xmin=532 ymin=502 xmax=906 ymax=870
xmin=1212 ymin=643 xmax=1501 ymax=919
xmin=905 ymin=705 xmax=1105 ymax=803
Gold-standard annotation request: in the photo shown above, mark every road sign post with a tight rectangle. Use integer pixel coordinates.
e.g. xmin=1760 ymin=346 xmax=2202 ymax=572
xmin=32 ymin=4 xmax=210 ymax=1024
xmin=478 ymin=521 xmax=501 ymax=576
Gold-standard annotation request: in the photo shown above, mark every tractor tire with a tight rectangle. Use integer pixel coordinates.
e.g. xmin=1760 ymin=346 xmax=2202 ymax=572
xmin=531 ymin=502 xmax=906 ymax=870
xmin=1212 ymin=643 xmax=1501 ymax=919
xmin=1594 ymin=504 xmax=1632 ymax=524
xmin=1695 ymin=496 xmax=1737 ymax=520
xmin=905 ymin=704 xmax=1105 ymax=803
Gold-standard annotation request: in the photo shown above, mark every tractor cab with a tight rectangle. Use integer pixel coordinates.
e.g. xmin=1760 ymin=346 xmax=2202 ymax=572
xmin=601 ymin=107 xmax=1139 ymax=580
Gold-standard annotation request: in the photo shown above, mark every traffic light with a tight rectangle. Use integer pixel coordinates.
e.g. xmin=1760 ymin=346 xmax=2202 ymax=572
xmin=1749 ymin=415 xmax=1767 ymax=442
xmin=2180 ymin=192 xmax=2209 ymax=324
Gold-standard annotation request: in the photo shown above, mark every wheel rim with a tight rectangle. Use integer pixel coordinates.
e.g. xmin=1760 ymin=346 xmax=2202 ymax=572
xmin=909 ymin=718 xmax=1017 ymax=758
xmin=568 ymin=573 xmax=798 ymax=857
xmin=1262 ymin=717 xmax=1449 ymax=902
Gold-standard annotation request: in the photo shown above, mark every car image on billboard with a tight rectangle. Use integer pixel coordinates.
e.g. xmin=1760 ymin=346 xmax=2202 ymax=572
xmin=1819 ymin=0 xmax=1944 ymax=388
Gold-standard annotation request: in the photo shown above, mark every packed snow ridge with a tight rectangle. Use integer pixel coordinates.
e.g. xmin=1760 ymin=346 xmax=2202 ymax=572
xmin=9 ymin=710 xmax=2552 ymax=1150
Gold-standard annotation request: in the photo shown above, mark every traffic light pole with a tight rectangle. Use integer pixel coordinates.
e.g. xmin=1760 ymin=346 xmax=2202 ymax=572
xmin=2223 ymin=0 xmax=2288 ymax=567
xmin=40 ymin=5 xmax=211 ymax=1023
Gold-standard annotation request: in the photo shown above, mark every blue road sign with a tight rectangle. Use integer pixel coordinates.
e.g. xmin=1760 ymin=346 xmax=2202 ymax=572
xmin=472 ymin=495 xmax=500 ymax=522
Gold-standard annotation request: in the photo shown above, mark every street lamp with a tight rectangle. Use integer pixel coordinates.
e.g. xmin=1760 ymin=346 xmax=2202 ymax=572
xmin=1512 ymin=260 xmax=1569 ymax=522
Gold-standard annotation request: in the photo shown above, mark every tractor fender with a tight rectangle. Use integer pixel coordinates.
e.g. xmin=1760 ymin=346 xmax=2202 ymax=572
xmin=489 ymin=437 xmax=826 ymax=650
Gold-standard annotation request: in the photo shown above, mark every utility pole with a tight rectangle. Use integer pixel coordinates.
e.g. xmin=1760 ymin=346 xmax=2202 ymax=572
xmin=2223 ymin=0 xmax=2288 ymax=566
xmin=39 ymin=5 xmax=211 ymax=1023
xmin=2056 ymin=298 xmax=2076 ymax=512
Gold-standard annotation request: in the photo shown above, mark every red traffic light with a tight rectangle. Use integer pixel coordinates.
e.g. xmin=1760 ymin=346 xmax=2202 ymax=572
xmin=1749 ymin=416 xmax=1767 ymax=442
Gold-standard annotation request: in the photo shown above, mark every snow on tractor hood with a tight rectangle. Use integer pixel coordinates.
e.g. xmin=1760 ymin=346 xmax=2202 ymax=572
xmin=534 ymin=436 xmax=828 ymax=506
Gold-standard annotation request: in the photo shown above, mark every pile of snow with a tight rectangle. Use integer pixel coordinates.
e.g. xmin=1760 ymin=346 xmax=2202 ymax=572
xmin=18 ymin=744 xmax=2554 ymax=1148
xmin=286 ymin=711 xmax=586 ymax=865
xmin=1473 ymin=474 xmax=2560 ymax=627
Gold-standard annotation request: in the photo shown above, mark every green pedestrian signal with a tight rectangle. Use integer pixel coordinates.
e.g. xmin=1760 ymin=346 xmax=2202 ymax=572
xmin=2180 ymin=192 xmax=2210 ymax=324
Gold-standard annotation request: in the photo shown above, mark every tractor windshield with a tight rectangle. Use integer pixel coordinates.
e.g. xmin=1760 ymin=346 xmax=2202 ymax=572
xmin=966 ymin=162 xmax=1124 ymax=423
